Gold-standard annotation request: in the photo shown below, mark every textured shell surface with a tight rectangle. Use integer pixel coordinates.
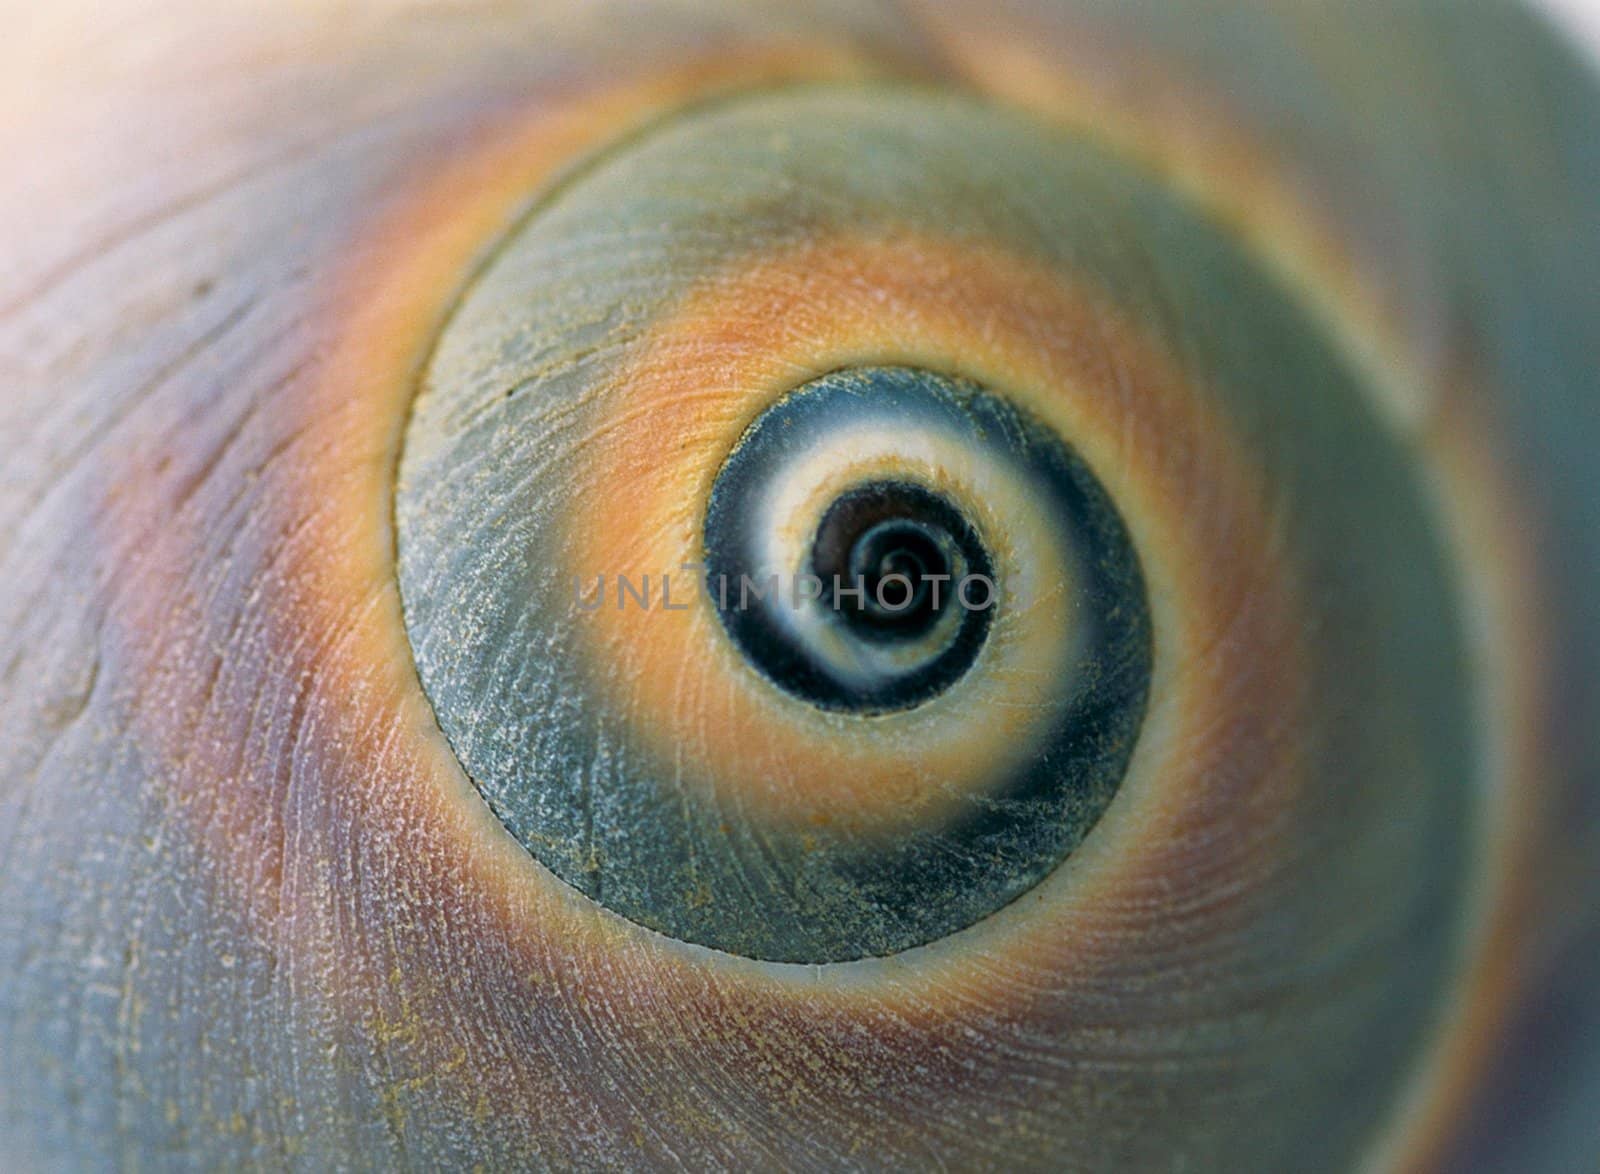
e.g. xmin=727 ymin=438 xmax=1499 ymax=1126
xmin=0 ymin=1 xmax=1597 ymax=1171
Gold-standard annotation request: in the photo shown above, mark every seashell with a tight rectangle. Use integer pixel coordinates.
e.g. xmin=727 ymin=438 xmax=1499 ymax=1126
xmin=1 ymin=2 xmax=1596 ymax=1169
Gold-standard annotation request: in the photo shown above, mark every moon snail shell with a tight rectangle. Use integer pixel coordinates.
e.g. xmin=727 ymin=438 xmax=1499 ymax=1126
xmin=1 ymin=2 xmax=1597 ymax=1170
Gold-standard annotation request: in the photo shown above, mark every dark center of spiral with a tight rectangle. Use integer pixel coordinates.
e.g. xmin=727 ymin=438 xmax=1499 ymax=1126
xmin=812 ymin=484 xmax=978 ymax=639
xmin=853 ymin=523 xmax=939 ymax=628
